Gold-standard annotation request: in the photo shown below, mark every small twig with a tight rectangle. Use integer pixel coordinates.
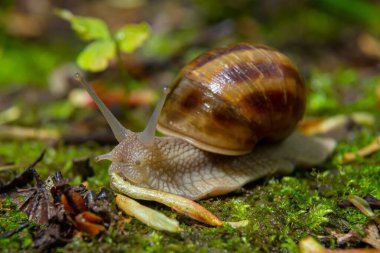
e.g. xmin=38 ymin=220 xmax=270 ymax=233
xmin=0 ymin=222 xmax=30 ymax=238
xmin=0 ymin=150 xmax=46 ymax=193
xmin=62 ymin=131 xmax=117 ymax=145
xmin=299 ymin=113 xmax=375 ymax=136
xmin=0 ymin=125 xmax=60 ymax=141
xmin=343 ymin=135 xmax=380 ymax=163
xmin=0 ymin=164 xmax=16 ymax=172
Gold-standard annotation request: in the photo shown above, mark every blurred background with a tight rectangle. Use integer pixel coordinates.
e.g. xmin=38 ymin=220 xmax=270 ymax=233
xmin=1 ymin=2 xmax=380 ymax=252
xmin=0 ymin=0 xmax=380 ymax=133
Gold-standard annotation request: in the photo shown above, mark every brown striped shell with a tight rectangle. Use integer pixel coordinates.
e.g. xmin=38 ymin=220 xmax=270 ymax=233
xmin=157 ymin=43 xmax=306 ymax=156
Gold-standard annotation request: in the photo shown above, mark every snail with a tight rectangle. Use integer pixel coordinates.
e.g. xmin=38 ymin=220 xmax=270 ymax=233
xmin=77 ymin=43 xmax=335 ymax=210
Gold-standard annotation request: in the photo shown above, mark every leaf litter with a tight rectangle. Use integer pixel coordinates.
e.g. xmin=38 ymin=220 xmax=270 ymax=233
xmin=0 ymin=151 xmax=114 ymax=252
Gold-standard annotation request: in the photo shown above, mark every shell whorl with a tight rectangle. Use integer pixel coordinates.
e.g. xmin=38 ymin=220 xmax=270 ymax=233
xmin=157 ymin=43 xmax=306 ymax=155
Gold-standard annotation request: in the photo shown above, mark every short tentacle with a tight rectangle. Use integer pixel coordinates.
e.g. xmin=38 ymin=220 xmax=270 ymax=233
xmin=95 ymin=152 xmax=113 ymax=162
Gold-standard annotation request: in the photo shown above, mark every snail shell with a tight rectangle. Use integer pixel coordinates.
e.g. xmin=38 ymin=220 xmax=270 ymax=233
xmin=157 ymin=44 xmax=306 ymax=155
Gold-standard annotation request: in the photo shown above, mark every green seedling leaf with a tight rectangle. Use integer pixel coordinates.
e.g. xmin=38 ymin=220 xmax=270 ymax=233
xmin=56 ymin=9 xmax=110 ymax=41
xmin=55 ymin=9 xmax=73 ymax=21
xmin=71 ymin=16 xmax=110 ymax=41
xmin=115 ymin=22 xmax=150 ymax=53
xmin=77 ymin=40 xmax=116 ymax=72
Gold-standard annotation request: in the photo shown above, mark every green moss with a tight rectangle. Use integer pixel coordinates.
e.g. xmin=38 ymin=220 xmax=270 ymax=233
xmin=1 ymin=118 xmax=380 ymax=252
xmin=0 ymin=140 xmax=47 ymax=167
xmin=307 ymin=68 xmax=379 ymax=115
xmin=0 ymin=198 xmax=33 ymax=251
xmin=0 ymin=139 xmax=378 ymax=252
xmin=0 ymin=140 xmax=110 ymax=188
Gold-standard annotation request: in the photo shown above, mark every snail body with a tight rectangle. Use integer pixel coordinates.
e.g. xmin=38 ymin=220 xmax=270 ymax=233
xmin=78 ymin=43 xmax=335 ymax=201
xmin=108 ymin=131 xmax=333 ymax=200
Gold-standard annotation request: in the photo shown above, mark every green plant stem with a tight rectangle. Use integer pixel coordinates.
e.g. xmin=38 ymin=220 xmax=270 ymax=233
xmin=115 ymin=42 xmax=133 ymax=90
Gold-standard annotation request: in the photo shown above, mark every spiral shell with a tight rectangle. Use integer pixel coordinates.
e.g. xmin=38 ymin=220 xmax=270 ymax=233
xmin=157 ymin=43 xmax=306 ymax=155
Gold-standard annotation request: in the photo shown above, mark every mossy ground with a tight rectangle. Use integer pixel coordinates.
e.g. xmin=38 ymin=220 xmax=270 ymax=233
xmin=1 ymin=69 xmax=380 ymax=252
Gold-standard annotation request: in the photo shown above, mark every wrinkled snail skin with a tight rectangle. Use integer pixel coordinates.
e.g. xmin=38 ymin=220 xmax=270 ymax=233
xmin=157 ymin=43 xmax=306 ymax=155
xmin=77 ymin=43 xmax=335 ymax=202
xmin=108 ymin=131 xmax=335 ymax=200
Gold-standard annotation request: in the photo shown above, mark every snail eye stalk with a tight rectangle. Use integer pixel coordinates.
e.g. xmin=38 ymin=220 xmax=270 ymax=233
xmin=138 ymin=86 xmax=170 ymax=147
xmin=74 ymin=73 xmax=131 ymax=143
